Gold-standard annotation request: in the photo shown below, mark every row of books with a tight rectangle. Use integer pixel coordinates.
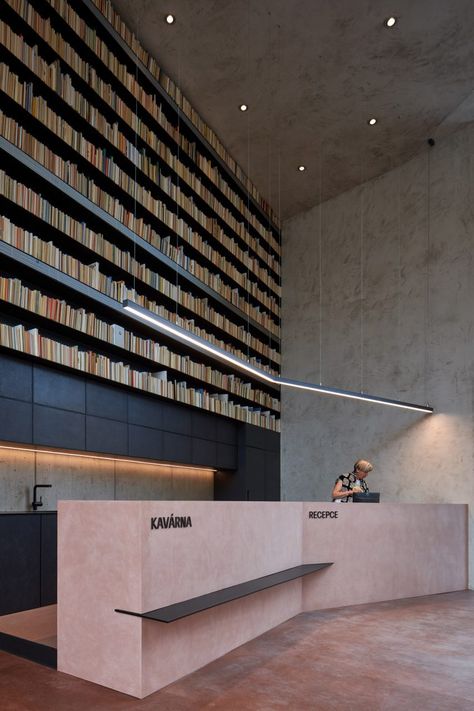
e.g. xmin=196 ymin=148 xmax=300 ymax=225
xmin=51 ymin=0 xmax=280 ymax=245
xmin=0 ymin=101 xmax=281 ymax=330
xmin=0 ymin=275 xmax=280 ymax=410
xmin=0 ymin=162 xmax=280 ymax=345
xmin=0 ymin=25 xmax=281 ymax=292
xmin=89 ymin=0 xmax=279 ymax=230
xmin=1 ymin=0 xmax=282 ymax=430
xmin=0 ymin=159 xmax=280 ymax=350
xmin=0 ymin=210 xmax=280 ymax=368
xmin=0 ymin=60 xmax=280 ymax=316
xmin=6 ymin=0 xmax=280 ymax=263
xmin=0 ymin=320 xmax=280 ymax=430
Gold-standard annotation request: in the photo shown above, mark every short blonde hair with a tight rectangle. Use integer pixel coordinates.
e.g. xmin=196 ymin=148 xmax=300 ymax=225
xmin=354 ymin=459 xmax=373 ymax=474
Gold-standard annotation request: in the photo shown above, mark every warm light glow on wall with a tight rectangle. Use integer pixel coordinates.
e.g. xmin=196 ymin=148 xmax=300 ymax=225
xmin=0 ymin=442 xmax=217 ymax=473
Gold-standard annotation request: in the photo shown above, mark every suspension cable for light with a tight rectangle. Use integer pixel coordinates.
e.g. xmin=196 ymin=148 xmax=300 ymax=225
xmin=122 ymin=301 xmax=433 ymax=413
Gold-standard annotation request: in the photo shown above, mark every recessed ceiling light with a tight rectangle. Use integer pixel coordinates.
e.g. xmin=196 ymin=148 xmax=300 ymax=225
xmin=298 ymin=165 xmax=306 ymax=172
xmin=385 ymin=16 xmax=397 ymax=27
xmin=368 ymin=117 xmax=377 ymax=126
xmin=165 ymin=14 xmax=175 ymax=24
xmin=239 ymin=104 xmax=248 ymax=112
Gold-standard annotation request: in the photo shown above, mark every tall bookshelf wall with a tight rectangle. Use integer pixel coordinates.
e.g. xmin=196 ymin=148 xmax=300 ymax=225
xmin=0 ymin=0 xmax=281 ymax=431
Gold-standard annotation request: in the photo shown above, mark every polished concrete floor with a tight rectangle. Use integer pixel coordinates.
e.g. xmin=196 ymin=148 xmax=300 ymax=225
xmin=1 ymin=591 xmax=474 ymax=710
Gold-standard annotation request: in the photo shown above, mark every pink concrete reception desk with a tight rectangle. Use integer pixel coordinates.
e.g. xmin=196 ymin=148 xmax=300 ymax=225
xmin=57 ymin=502 xmax=467 ymax=698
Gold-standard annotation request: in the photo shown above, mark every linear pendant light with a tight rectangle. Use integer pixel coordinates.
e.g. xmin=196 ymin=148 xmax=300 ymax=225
xmin=123 ymin=301 xmax=433 ymax=414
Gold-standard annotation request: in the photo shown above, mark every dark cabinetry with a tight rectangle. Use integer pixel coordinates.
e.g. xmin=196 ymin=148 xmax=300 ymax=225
xmin=0 ymin=512 xmax=57 ymax=616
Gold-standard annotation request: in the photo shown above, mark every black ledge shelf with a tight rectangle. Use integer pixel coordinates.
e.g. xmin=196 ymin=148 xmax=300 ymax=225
xmin=0 ymin=136 xmax=280 ymax=346
xmin=115 ymin=563 xmax=333 ymax=623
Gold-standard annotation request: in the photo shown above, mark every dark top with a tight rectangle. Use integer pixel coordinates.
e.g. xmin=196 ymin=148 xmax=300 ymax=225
xmin=115 ymin=563 xmax=333 ymax=623
xmin=333 ymin=471 xmax=369 ymax=503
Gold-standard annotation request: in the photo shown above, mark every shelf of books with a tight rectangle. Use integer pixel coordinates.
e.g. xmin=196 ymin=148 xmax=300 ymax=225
xmin=0 ymin=0 xmax=281 ymax=431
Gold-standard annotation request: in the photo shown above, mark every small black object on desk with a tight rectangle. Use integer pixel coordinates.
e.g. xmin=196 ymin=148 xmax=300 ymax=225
xmin=353 ymin=492 xmax=380 ymax=503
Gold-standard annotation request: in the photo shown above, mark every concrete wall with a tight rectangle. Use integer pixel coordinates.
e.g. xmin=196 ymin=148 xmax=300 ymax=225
xmin=281 ymin=125 xmax=474 ymax=583
xmin=0 ymin=447 xmax=213 ymax=511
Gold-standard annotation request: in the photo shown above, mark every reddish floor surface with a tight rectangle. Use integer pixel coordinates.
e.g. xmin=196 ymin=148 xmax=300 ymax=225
xmin=0 ymin=605 xmax=57 ymax=648
xmin=1 ymin=591 xmax=474 ymax=710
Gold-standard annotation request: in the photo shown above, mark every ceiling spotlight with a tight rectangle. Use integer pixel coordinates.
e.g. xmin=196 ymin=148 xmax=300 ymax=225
xmin=298 ymin=165 xmax=306 ymax=172
xmin=239 ymin=104 xmax=248 ymax=112
xmin=385 ymin=16 xmax=397 ymax=27
xmin=368 ymin=117 xmax=377 ymax=126
xmin=165 ymin=14 xmax=175 ymax=24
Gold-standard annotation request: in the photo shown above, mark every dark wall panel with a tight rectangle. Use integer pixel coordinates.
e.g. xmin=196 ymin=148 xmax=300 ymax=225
xmin=33 ymin=405 xmax=86 ymax=450
xmin=162 ymin=432 xmax=192 ymax=463
xmin=265 ymin=451 xmax=281 ymax=501
xmin=86 ymin=382 xmax=127 ymax=422
xmin=128 ymin=424 xmax=163 ymax=459
xmin=216 ymin=418 xmax=237 ymax=445
xmin=214 ymin=423 xmax=281 ymax=501
xmin=213 ymin=469 xmax=241 ymax=501
xmin=0 ymin=397 xmax=32 ymax=443
xmin=245 ymin=448 xmax=266 ymax=500
xmin=161 ymin=402 xmax=192 ymax=436
xmin=86 ymin=415 xmax=128 ymax=455
xmin=128 ymin=394 xmax=163 ymax=430
xmin=217 ymin=442 xmax=237 ymax=469
xmin=191 ymin=412 xmax=217 ymax=442
xmin=242 ymin=424 xmax=279 ymax=451
xmin=192 ymin=437 xmax=217 ymax=467
xmin=34 ymin=366 xmax=85 ymax=413
xmin=0 ymin=354 xmax=32 ymax=401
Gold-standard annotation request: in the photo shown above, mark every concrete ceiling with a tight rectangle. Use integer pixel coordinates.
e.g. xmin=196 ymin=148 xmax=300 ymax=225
xmin=111 ymin=0 xmax=474 ymax=221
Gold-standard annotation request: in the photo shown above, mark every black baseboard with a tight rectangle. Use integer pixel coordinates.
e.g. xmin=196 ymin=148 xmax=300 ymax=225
xmin=0 ymin=631 xmax=57 ymax=668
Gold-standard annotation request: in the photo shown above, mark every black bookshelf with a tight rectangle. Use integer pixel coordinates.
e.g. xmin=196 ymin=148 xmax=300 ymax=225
xmin=0 ymin=241 xmax=281 ymax=414
xmin=0 ymin=137 xmax=279 ymax=345
xmin=0 ymin=0 xmax=281 ymax=433
xmin=3 ymin=0 xmax=281 ymax=274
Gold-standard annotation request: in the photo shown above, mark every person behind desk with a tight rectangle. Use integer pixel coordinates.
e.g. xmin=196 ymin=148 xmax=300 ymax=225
xmin=332 ymin=459 xmax=373 ymax=502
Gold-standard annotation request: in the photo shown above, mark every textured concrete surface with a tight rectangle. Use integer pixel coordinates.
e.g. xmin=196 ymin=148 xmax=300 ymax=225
xmin=2 ymin=591 xmax=474 ymax=709
xmin=0 ymin=449 xmax=212 ymax=511
xmin=281 ymin=124 xmax=474 ymax=583
xmin=0 ymin=448 xmax=35 ymax=511
xmin=35 ymin=453 xmax=115 ymax=510
xmin=111 ymin=0 xmax=474 ymax=219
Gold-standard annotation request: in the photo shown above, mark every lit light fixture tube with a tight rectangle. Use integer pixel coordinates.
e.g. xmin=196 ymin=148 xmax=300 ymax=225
xmin=123 ymin=300 xmax=275 ymax=385
xmin=277 ymin=378 xmax=432 ymax=412
xmin=123 ymin=301 xmax=433 ymax=414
